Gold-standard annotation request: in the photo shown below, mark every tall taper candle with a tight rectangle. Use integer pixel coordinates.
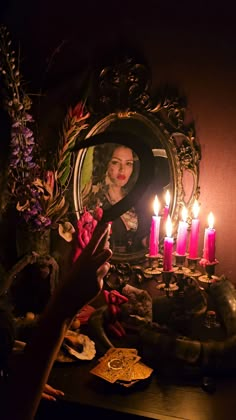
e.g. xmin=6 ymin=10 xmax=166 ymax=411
xmin=163 ymin=216 xmax=173 ymax=271
xmin=176 ymin=206 xmax=188 ymax=256
xmin=188 ymin=200 xmax=200 ymax=258
xmin=203 ymin=212 xmax=216 ymax=262
xmin=149 ymin=195 xmax=161 ymax=256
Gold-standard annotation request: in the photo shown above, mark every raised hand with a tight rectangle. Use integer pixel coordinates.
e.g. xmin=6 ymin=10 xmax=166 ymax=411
xmin=61 ymin=223 xmax=112 ymax=317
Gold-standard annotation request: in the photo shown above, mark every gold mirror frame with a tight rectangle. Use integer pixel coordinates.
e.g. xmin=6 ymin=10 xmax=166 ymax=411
xmin=73 ymin=57 xmax=201 ymax=263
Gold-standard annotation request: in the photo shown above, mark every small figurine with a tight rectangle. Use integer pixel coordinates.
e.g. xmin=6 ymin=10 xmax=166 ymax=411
xmin=73 ymin=207 xmax=103 ymax=262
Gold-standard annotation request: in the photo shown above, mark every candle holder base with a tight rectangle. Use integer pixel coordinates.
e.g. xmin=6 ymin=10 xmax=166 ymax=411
xmin=172 ymin=252 xmax=189 ymax=276
xmin=174 ymin=266 xmax=189 ymax=276
xmin=162 ymin=283 xmax=179 ymax=295
xmin=144 ymin=253 xmax=162 ymax=277
xmin=198 ymin=274 xmax=220 ymax=284
xmin=144 ymin=267 xmax=162 ymax=277
xmin=157 ymin=270 xmax=178 ymax=296
xmin=185 ymin=257 xmax=202 ymax=277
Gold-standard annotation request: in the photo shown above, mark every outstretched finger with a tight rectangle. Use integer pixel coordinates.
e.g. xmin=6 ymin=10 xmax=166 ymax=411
xmin=43 ymin=384 xmax=64 ymax=397
xmin=96 ymin=261 xmax=111 ymax=279
xmin=41 ymin=392 xmax=57 ymax=401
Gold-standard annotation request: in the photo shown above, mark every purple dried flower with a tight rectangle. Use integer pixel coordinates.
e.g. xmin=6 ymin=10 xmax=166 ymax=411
xmin=1 ymin=26 xmax=87 ymax=237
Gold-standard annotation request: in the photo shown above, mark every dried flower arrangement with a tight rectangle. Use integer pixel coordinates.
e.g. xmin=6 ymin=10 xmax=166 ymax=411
xmin=0 ymin=25 xmax=90 ymax=241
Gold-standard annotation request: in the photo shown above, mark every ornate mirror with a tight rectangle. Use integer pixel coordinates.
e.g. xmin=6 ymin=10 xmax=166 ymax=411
xmin=73 ymin=57 xmax=201 ymax=263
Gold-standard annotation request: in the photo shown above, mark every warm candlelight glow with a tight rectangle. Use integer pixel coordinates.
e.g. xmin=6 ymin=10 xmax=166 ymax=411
xmin=165 ymin=190 xmax=170 ymax=207
xmin=182 ymin=206 xmax=188 ymax=222
xmin=192 ymin=199 xmax=200 ymax=218
xmin=166 ymin=215 xmax=172 ymax=237
xmin=208 ymin=212 xmax=214 ymax=229
xmin=153 ymin=195 xmax=160 ymax=216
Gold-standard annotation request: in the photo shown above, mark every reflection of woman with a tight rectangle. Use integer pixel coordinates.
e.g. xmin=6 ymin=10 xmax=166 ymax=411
xmin=82 ymin=143 xmax=147 ymax=253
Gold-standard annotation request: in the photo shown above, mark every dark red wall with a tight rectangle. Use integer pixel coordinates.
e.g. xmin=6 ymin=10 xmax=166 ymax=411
xmin=2 ymin=1 xmax=236 ymax=282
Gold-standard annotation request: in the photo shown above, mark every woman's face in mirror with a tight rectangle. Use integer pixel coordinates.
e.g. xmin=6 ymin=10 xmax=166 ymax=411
xmin=107 ymin=146 xmax=134 ymax=188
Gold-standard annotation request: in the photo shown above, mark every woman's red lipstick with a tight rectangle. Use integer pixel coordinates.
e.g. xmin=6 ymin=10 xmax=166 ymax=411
xmin=117 ymin=174 xmax=126 ymax=180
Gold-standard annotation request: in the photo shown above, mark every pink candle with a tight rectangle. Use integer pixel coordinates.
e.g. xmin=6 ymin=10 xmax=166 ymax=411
xmin=203 ymin=212 xmax=216 ymax=262
xmin=188 ymin=200 xmax=200 ymax=259
xmin=149 ymin=195 xmax=161 ymax=256
xmin=208 ymin=229 xmax=216 ymax=262
xmin=203 ymin=228 xmax=209 ymax=259
xmin=163 ymin=189 xmax=170 ymax=221
xmin=163 ymin=216 xmax=173 ymax=271
xmin=176 ymin=206 xmax=188 ymax=256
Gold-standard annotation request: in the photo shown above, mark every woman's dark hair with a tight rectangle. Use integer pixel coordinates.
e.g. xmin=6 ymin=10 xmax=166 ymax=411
xmin=92 ymin=142 xmax=139 ymax=194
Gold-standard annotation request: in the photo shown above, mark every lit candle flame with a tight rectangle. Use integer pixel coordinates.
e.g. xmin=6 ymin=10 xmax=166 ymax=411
xmin=192 ymin=199 xmax=200 ymax=218
xmin=166 ymin=215 xmax=172 ymax=237
xmin=153 ymin=195 xmax=160 ymax=216
xmin=165 ymin=190 xmax=170 ymax=207
xmin=182 ymin=206 xmax=188 ymax=223
xmin=208 ymin=212 xmax=214 ymax=229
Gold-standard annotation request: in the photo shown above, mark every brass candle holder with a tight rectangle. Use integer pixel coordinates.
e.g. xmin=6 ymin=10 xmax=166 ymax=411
xmin=158 ymin=269 xmax=178 ymax=297
xmin=143 ymin=253 xmax=163 ymax=278
xmin=198 ymin=259 xmax=219 ymax=285
xmin=186 ymin=256 xmax=202 ymax=277
xmin=172 ymin=252 xmax=191 ymax=293
xmin=172 ymin=252 xmax=188 ymax=275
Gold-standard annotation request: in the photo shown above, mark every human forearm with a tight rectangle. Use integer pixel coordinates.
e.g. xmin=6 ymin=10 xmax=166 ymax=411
xmin=3 ymin=224 xmax=112 ymax=420
xmin=5 ymin=272 xmax=99 ymax=418
xmin=3 ymin=302 xmax=72 ymax=419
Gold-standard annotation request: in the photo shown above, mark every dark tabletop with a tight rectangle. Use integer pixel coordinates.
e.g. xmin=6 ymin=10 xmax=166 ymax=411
xmin=35 ymin=356 xmax=236 ymax=420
